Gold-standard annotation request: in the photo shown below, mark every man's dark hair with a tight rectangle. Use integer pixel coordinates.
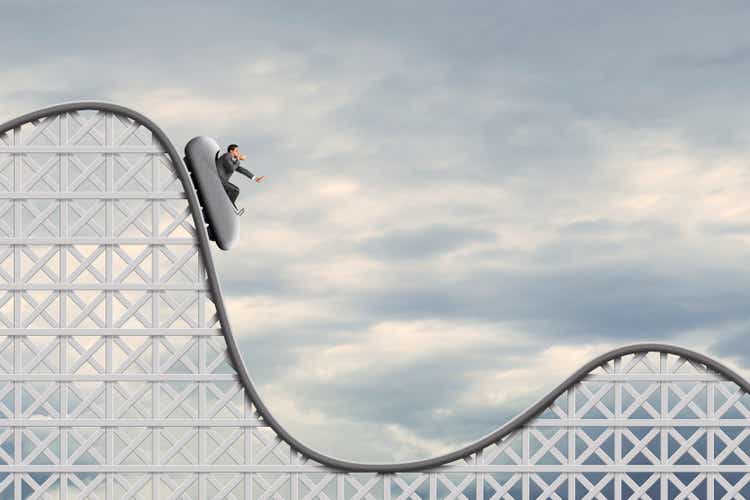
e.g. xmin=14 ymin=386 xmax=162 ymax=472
xmin=228 ymin=144 xmax=238 ymax=153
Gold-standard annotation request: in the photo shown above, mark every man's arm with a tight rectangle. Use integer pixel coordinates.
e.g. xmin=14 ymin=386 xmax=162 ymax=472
xmin=236 ymin=165 xmax=255 ymax=180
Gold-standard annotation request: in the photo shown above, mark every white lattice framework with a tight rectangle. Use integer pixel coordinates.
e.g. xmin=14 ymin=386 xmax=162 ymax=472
xmin=1 ymin=105 xmax=750 ymax=499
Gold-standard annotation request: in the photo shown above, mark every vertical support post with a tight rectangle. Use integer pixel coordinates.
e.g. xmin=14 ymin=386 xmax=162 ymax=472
xmin=614 ymin=355 xmax=622 ymax=500
xmin=245 ymin=394 xmax=253 ymax=499
xmin=383 ymin=473 xmax=391 ymax=500
xmin=522 ymin=427 xmax=529 ymax=500
xmin=290 ymin=450 xmax=299 ymax=500
xmin=568 ymin=384 xmax=576 ymax=500
xmin=337 ymin=472 xmax=344 ymax=500
xmin=104 ymin=111 xmax=115 ymax=500
xmin=12 ymin=125 xmax=22 ymax=500
xmin=475 ymin=449 xmax=483 ymax=500
xmin=197 ymin=200 xmax=206 ymax=497
xmin=707 ymin=376 xmax=715 ymax=499
xmin=660 ymin=352 xmax=668 ymax=499
xmin=151 ymin=145 xmax=161 ymax=500
xmin=59 ymin=110 xmax=69 ymax=500
xmin=198 ymin=311 xmax=207 ymax=499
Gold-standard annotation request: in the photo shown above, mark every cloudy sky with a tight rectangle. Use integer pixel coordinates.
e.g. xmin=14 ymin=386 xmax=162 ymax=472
xmin=4 ymin=1 xmax=750 ymax=463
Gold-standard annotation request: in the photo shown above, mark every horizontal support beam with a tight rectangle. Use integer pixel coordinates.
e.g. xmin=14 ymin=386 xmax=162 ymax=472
xmin=0 ymin=465 xmax=749 ymax=473
xmin=9 ymin=417 xmax=750 ymax=428
xmin=530 ymin=418 xmax=750 ymax=427
xmin=0 ymin=374 xmax=237 ymax=382
xmin=429 ymin=465 xmax=750 ymax=473
xmin=0 ymin=238 xmax=197 ymax=245
xmin=0 ymin=465 xmax=328 ymax=473
xmin=0 ymin=283 xmax=208 ymax=291
xmin=0 ymin=419 xmax=264 ymax=427
xmin=0 ymin=192 xmax=185 ymax=199
xmin=0 ymin=146 xmax=166 ymax=154
xmin=586 ymin=373 xmax=724 ymax=382
xmin=6 ymin=418 xmax=749 ymax=428
xmin=0 ymin=328 xmax=222 ymax=336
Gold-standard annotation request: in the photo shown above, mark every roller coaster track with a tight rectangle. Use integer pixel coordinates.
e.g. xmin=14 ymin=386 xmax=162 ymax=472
xmin=1 ymin=102 xmax=750 ymax=498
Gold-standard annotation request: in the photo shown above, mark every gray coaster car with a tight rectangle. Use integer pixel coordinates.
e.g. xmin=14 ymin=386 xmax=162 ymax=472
xmin=184 ymin=137 xmax=240 ymax=251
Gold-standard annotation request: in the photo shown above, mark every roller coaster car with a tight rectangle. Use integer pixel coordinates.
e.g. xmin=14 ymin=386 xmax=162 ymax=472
xmin=184 ymin=136 xmax=240 ymax=251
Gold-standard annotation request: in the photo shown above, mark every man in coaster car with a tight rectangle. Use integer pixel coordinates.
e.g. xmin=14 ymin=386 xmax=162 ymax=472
xmin=216 ymin=144 xmax=265 ymax=215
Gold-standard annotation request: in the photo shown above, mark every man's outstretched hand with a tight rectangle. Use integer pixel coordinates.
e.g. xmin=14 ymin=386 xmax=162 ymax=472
xmin=255 ymin=176 xmax=265 ymax=183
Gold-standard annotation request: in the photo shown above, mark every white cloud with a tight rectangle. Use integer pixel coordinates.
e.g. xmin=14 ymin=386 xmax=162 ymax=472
xmin=459 ymin=343 xmax=617 ymax=409
xmin=225 ymin=295 xmax=349 ymax=336
xmin=285 ymin=319 xmax=522 ymax=382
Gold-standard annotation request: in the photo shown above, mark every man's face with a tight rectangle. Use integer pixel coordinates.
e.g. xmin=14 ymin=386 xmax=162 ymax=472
xmin=230 ymin=148 xmax=239 ymax=158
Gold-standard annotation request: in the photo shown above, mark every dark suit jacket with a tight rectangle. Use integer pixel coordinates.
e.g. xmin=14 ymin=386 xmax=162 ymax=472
xmin=216 ymin=152 xmax=255 ymax=183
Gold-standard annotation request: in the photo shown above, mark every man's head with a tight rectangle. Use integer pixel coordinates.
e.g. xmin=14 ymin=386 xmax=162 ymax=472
xmin=228 ymin=144 xmax=239 ymax=158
